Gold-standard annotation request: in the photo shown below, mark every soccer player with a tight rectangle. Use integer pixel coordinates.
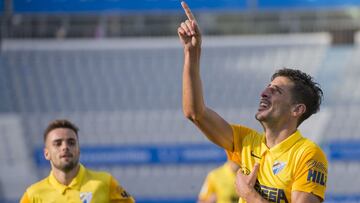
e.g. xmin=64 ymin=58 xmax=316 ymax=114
xmin=198 ymin=160 xmax=239 ymax=203
xmin=178 ymin=1 xmax=328 ymax=203
xmin=20 ymin=119 xmax=135 ymax=203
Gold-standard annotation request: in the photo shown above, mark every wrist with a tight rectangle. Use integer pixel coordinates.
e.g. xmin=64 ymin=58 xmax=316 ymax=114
xmin=244 ymin=188 xmax=265 ymax=203
xmin=184 ymin=45 xmax=201 ymax=54
xmin=184 ymin=47 xmax=201 ymax=59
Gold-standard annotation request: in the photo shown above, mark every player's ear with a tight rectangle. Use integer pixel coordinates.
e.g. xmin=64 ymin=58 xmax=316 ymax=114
xmin=292 ymin=103 xmax=306 ymax=117
xmin=44 ymin=147 xmax=50 ymax=160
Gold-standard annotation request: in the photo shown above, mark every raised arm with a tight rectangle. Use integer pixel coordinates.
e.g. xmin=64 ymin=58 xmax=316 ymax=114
xmin=178 ymin=1 xmax=233 ymax=151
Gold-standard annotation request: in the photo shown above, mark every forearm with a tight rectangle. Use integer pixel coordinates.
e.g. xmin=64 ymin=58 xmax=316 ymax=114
xmin=182 ymin=47 xmax=205 ymax=121
xmin=182 ymin=46 xmax=234 ymax=150
xmin=244 ymin=189 xmax=269 ymax=203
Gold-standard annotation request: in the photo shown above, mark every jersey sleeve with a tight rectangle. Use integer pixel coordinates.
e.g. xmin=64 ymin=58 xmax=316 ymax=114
xmin=20 ymin=192 xmax=30 ymax=203
xmin=198 ymin=172 xmax=216 ymax=201
xmin=226 ymin=124 xmax=258 ymax=165
xmin=292 ymin=146 xmax=328 ymax=201
xmin=109 ymin=176 xmax=135 ymax=203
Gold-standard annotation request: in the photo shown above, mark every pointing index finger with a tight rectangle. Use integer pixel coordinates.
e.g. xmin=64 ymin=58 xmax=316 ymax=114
xmin=181 ymin=1 xmax=196 ymax=21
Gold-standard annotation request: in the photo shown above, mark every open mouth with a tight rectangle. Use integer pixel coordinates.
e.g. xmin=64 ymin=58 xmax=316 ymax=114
xmin=258 ymin=99 xmax=271 ymax=111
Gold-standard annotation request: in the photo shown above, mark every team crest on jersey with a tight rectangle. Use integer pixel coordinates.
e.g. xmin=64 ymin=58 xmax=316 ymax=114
xmin=80 ymin=192 xmax=93 ymax=203
xmin=272 ymin=161 xmax=286 ymax=175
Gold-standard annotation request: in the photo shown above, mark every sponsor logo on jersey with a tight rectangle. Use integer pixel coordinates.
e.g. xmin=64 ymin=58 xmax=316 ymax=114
xmin=115 ymin=185 xmax=131 ymax=198
xmin=254 ymin=181 xmax=288 ymax=203
xmin=80 ymin=192 xmax=92 ymax=203
xmin=307 ymin=169 xmax=327 ymax=186
xmin=306 ymin=159 xmax=327 ymax=173
xmin=272 ymin=161 xmax=286 ymax=175
xmin=121 ymin=190 xmax=131 ymax=198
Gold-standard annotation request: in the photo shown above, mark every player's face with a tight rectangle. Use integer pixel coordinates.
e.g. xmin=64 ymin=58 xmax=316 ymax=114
xmin=44 ymin=128 xmax=80 ymax=173
xmin=255 ymin=76 xmax=295 ymax=125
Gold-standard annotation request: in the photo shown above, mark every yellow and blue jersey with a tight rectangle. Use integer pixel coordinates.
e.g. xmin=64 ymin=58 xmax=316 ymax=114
xmin=227 ymin=124 xmax=328 ymax=203
xmin=20 ymin=164 xmax=135 ymax=203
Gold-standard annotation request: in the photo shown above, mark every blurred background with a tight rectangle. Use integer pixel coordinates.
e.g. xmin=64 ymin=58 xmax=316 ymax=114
xmin=1 ymin=0 xmax=360 ymax=202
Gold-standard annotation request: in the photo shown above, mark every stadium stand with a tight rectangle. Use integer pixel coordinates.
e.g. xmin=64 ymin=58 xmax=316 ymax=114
xmin=2 ymin=34 xmax=354 ymax=203
xmin=0 ymin=115 xmax=38 ymax=202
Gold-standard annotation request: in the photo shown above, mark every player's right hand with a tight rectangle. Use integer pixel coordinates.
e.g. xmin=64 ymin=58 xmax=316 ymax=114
xmin=178 ymin=1 xmax=202 ymax=50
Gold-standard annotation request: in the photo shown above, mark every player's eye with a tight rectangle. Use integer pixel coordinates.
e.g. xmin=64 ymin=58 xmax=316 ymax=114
xmin=53 ymin=140 xmax=62 ymax=147
xmin=68 ymin=140 xmax=76 ymax=146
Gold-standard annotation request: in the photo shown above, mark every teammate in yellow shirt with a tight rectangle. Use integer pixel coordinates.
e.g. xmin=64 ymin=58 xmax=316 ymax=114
xmin=198 ymin=160 xmax=239 ymax=203
xmin=20 ymin=119 xmax=135 ymax=203
xmin=178 ymin=1 xmax=328 ymax=202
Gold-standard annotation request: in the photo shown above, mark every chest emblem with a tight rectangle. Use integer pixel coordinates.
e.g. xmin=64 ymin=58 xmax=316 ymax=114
xmin=80 ymin=192 xmax=93 ymax=203
xmin=272 ymin=161 xmax=286 ymax=175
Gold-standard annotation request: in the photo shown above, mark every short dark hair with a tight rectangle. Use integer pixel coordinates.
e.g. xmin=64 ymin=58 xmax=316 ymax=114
xmin=43 ymin=119 xmax=79 ymax=142
xmin=271 ymin=68 xmax=323 ymax=125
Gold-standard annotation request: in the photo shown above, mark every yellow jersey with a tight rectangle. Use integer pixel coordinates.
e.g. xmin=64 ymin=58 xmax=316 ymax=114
xmin=198 ymin=162 xmax=239 ymax=203
xmin=227 ymin=124 xmax=328 ymax=203
xmin=20 ymin=164 xmax=135 ymax=203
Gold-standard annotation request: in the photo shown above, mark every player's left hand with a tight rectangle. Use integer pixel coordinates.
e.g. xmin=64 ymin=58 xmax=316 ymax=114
xmin=177 ymin=1 xmax=201 ymax=51
xmin=235 ymin=163 xmax=259 ymax=200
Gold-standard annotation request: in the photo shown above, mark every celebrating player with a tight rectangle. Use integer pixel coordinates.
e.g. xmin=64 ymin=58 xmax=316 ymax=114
xmin=178 ymin=1 xmax=328 ymax=202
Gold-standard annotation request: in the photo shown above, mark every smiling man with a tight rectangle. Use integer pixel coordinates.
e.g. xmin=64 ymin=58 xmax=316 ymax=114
xmin=178 ymin=1 xmax=328 ymax=203
xmin=20 ymin=119 xmax=135 ymax=203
